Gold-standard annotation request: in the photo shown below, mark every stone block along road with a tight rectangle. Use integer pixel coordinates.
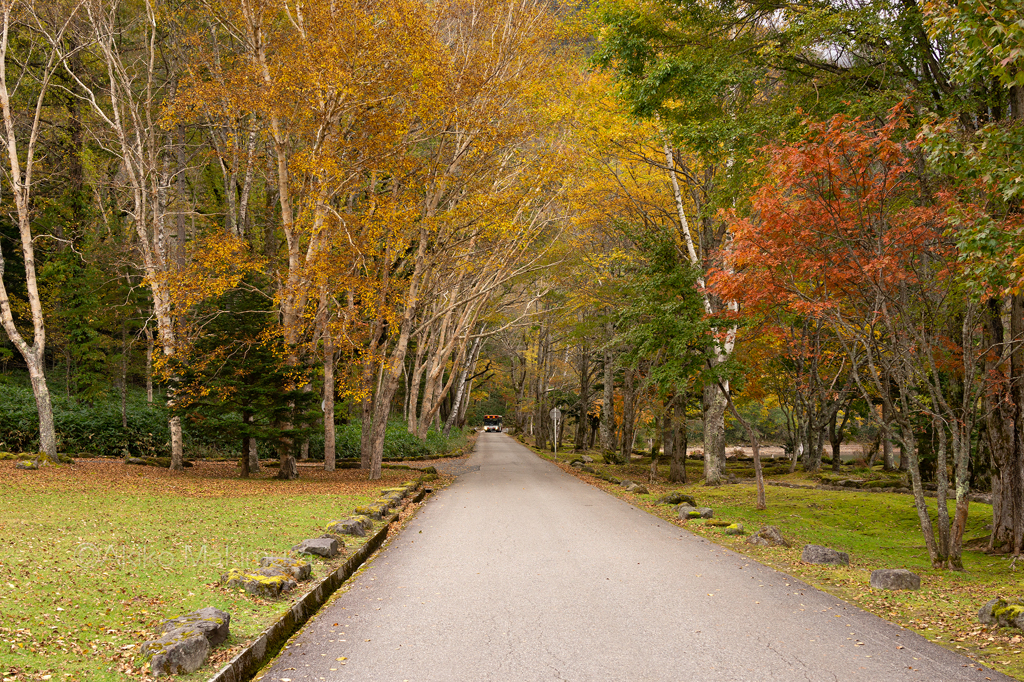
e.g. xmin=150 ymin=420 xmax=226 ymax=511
xmin=255 ymin=433 xmax=1011 ymax=682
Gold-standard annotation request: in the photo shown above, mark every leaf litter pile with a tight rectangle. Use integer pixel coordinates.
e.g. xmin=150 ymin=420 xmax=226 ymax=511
xmin=0 ymin=459 xmax=422 ymax=681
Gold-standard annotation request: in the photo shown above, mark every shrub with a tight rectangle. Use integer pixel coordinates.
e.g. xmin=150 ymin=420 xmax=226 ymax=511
xmin=0 ymin=382 xmax=170 ymax=457
xmin=305 ymin=420 xmax=466 ymax=461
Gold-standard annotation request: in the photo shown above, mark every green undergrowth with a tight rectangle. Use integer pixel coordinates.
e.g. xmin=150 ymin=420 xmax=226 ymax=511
xmin=540 ymin=445 xmax=1024 ymax=680
xmin=0 ymin=460 xmax=422 ymax=681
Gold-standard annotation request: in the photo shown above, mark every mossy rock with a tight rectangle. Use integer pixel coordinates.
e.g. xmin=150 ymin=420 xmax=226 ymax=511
xmin=142 ymin=627 xmax=211 ymax=675
xmin=724 ymin=523 xmax=745 ymax=536
xmin=220 ymin=568 xmax=296 ymax=598
xmin=419 ymin=473 xmax=438 ymax=483
xmin=3 ymin=451 xmax=73 ymax=464
xmin=863 ymin=478 xmax=906 ymax=489
xmin=704 ymin=519 xmax=731 ymax=527
xmin=658 ymin=491 xmax=697 ymax=506
xmin=354 ymin=504 xmax=390 ymax=521
xmin=260 ymin=556 xmax=312 ymax=581
xmin=981 ymin=598 xmax=1024 ymax=630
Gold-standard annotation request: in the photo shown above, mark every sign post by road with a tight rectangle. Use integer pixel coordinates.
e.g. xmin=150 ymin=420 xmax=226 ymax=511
xmin=549 ymin=407 xmax=562 ymax=457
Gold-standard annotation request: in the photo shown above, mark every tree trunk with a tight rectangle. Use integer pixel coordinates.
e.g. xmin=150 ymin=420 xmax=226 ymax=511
xmin=359 ymin=323 xmax=382 ymax=471
xmin=248 ymin=438 xmax=259 ymax=473
xmin=620 ymin=367 xmax=636 ymax=464
xmin=933 ymin=417 xmax=951 ymax=566
xmin=26 ymin=358 xmax=56 ymax=459
xmin=534 ymin=326 xmax=550 ymax=451
xmin=702 ymin=382 xmax=726 ymax=484
xmin=829 ymin=409 xmax=844 ymax=473
xmin=1011 ymin=293 xmax=1024 ymax=555
xmin=718 ymin=382 xmax=765 ymax=509
xmin=240 ymin=412 xmax=255 ymax=478
xmin=649 ymin=409 xmax=663 ymax=483
xmin=445 ymin=335 xmax=482 ymax=436
xmin=0 ymin=21 xmax=58 ymax=458
xmin=900 ymin=427 xmax=941 ymax=565
xmin=277 ymin=450 xmax=298 ymax=480
xmin=323 ymin=338 xmax=336 ymax=471
xmin=169 ymin=415 xmax=184 ymax=471
xmin=666 ymin=393 xmax=688 ymax=483
xmin=600 ymin=351 xmax=616 ymax=453
xmin=673 ymin=411 xmax=688 ymax=484
xmin=145 ymin=325 xmax=154 ymax=404
xmin=878 ymin=400 xmax=894 ymax=471
xmin=803 ymin=419 xmax=822 ymax=473
xmin=985 ymin=296 xmax=1023 ymax=553
xmin=575 ymin=344 xmax=590 ymax=453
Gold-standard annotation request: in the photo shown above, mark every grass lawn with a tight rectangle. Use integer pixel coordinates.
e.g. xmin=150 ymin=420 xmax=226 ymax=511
xmin=534 ymin=442 xmax=1024 ymax=681
xmin=0 ymin=459 xmax=427 ymax=682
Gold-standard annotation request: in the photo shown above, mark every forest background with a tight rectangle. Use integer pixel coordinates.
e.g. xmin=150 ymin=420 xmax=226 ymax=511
xmin=0 ymin=0 xmax=1023 ymax=573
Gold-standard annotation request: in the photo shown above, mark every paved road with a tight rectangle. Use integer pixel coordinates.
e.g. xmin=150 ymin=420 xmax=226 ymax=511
xmin=256 ymin=434 xmax=1011 ymax=682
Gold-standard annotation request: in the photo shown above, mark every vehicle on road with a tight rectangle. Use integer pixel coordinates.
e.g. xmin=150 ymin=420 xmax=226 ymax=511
xmin=483 ymin=415 xmax=503 ymax=432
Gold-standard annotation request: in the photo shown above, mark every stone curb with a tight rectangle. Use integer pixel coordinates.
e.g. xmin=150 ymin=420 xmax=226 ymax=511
xmin=206 ymin=505 xmax=409 ymax=682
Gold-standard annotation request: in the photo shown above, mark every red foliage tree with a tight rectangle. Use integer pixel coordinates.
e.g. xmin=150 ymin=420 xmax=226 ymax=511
xmin=715 ymin=110 xmax=983 ymax=569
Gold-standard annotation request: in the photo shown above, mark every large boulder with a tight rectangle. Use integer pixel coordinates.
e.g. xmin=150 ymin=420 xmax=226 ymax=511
xmin=259 ymin=557 xmax=312 ymax=581
xmin=870 ymin=569 xmax=920 ymax=591
xmin=158 ymin=607 xmax=230 ymax=646
xmin=14 ymin=460 xmax=38 ymax=470
xmin=143 ymin=627 xmax=210 ymax=676
xmin=291 ymin=537 xmax=340 ymax=558
xmin=220 ymin=568 xmax=296 ymax=598
xmin=746 ymin=526 xmax=790 ymax=548
xmin=581 ymin=455 xmax=594 ymax=463
xmin=658 ymin=491 xmax=697 ymax=507
xmin=724 ymin=523 xmax=745 ymax=536
xmin=802 ymin=544 xmax=850 ymax=566
xmin=624 ymin=482 xmax=649 ymax=494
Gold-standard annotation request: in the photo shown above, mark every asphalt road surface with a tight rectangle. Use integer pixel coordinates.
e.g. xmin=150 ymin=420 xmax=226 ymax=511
xmin=256 ymin=433 xmax=1011 ymax=682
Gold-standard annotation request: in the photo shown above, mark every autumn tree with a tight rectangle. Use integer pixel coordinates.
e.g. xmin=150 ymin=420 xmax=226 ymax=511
xmin=0 ymin=0 xmax=84 ymax=459
xmin=717 ymin=112 xmax=982 ymax=569
xmin=923 ymin=0 xmax=1024 ymax=555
